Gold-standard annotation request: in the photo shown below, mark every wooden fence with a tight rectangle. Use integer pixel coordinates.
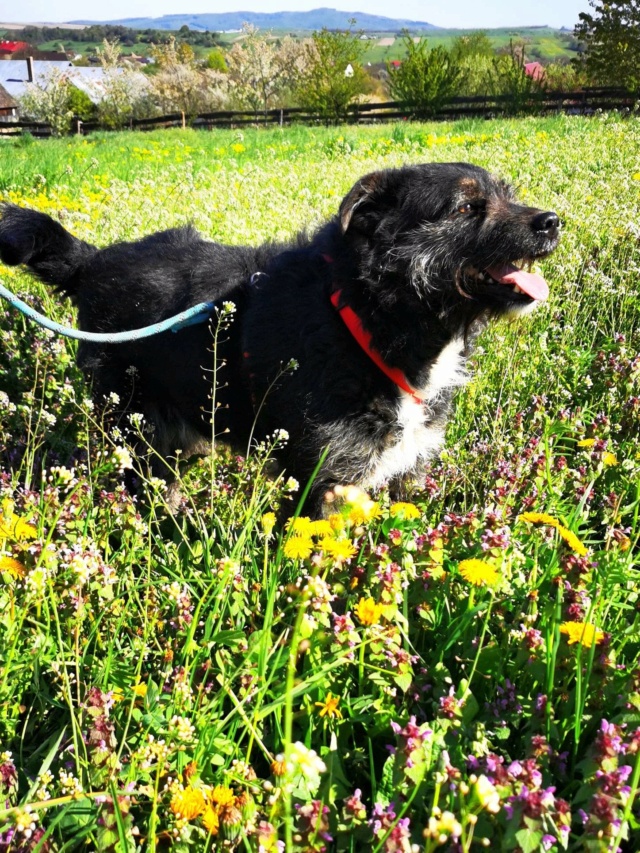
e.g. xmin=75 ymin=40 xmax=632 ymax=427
xmin=0 ymin=87 xmax=637 ymax=137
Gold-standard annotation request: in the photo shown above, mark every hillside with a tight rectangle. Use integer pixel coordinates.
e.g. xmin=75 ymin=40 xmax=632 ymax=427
xmin=70 ymin=8 xmax=438 ymax=32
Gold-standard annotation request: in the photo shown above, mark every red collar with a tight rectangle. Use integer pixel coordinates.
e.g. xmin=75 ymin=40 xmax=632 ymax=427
xmin=330 ymin=289 xmax=424 ymax=405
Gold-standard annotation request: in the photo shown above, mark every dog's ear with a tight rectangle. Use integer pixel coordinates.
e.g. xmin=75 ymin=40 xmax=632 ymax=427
xmin=339 ymin=171 xmax=389 ymax=234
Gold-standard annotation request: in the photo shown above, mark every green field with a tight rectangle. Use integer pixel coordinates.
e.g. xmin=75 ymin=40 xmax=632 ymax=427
xmin=360 ymin=27 xmax=577 ymax=65
xmin=8 ymin=24 xmax=578 ymax=64
xmin=0 ymin=116 xmax=639 ymax=851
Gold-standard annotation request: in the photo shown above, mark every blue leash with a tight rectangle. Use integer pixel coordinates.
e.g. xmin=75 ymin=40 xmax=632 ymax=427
xmin=0 ymin=279 xmax=215 ymax=343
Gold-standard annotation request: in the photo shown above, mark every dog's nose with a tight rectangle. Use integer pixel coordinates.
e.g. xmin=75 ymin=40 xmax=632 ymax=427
xmin=532 ymin=211 xmax=560 ymax=233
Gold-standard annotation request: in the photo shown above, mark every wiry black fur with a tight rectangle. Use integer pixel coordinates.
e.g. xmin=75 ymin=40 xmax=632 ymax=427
xmin=0 ymin=162 xmax=560 ymax=513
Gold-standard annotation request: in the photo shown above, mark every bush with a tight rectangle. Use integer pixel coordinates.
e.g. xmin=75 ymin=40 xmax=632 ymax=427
xmin=490 ymin=41 xmax=547 ymax=114
xmin=295 ymin=26 xmax=369 ymax=123
xmin=387 ymin=34 xmax=463 ymax=117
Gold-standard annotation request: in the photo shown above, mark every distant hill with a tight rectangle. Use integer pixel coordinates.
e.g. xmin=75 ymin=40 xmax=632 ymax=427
xmin=70 ymin=8 xmax=439 ymax=33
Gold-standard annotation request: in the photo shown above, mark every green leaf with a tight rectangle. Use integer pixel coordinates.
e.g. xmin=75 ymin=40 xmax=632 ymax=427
xmin=376 ymin=754 xmax=396 ymax=807
xmin=515 ymin=827 xmax=544 ymax=853
xmin=393 ymin=669 xmax=413 ymax=693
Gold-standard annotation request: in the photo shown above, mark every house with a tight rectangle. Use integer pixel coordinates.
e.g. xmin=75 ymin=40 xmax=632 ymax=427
xmin=0 ymin=40 xmax=31 ymax=57
xmin=0 ymin=59 xmax=149 ymax=107
xmin=65 ymin=66 xmax=150 ymax=105
xmin=0 ymin=58 xmax=73 ymax=99
xmin=0 ymin=82 xmax=18 ymax=120
xmin=524 ymin=61 xmax=545 ymax=81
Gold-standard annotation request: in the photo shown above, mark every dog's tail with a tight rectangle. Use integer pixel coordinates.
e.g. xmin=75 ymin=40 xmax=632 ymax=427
xmin=0 ymin=204 xmax=97 ymax=297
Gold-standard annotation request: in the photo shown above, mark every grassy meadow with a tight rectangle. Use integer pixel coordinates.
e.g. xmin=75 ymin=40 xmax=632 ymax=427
xmin=0 ymin=116 xmax=639 ymax=851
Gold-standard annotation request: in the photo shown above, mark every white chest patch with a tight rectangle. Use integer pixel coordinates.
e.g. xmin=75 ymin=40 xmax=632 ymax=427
xmin=363 ymin=336 xmax=468 ymax=489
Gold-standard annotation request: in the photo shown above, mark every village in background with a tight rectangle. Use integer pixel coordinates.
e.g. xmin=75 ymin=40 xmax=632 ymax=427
xmin=0 ymin=14 xmax=600 ymax=133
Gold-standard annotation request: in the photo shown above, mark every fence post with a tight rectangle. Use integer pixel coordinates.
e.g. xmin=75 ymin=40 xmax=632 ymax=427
xmin=181 ymin=111 xmax=186 ymax=130
xmin=74 ymin=118 xmax=83 ymax=135
xmin=280 ymin=109 xmax=283 ymax=127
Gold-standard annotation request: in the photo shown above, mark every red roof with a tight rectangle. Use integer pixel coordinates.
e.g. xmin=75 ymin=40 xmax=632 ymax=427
xmin=524 ymin=61 xmax=545 ymax=81
xmin=0 ymin=40 xmax=30 ymax=54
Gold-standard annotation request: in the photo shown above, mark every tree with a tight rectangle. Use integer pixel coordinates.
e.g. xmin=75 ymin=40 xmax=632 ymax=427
xmin=450 ymin=31 xmax=494 ymax=62
xmin=574 ymin=0 xmax=640 ymax=90
xmin=206 ymin=48 xmax=227 ymax=72
xmin=18 ymin=68 xmax=74 ymax=135
xmin=387 ymin=34 xmax=463 ymax=117
xmin=450 ymin=30 xmax=496 ymax=97
xmin=295 ymin=26 xmax=368 ymax=122
xmin=95 ymin=39 xmax=143 ymax=128
xmin=150 ymin=37 xmax=228 ymax=116
xmin=226 ymin=24 xmax=304 ymax=117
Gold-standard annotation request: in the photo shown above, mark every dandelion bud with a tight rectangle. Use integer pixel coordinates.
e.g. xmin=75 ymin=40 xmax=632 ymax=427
xmin=234 ymin=790 xmax=256 ymax=822
xmin=219 ymin=805 xmax=243 ymax=841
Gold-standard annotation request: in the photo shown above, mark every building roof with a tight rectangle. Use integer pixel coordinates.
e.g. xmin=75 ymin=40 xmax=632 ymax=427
xmin=524 ymin=61 xmax=545 ymax=80
xmin=0 ymin=40 xmax=30 ymax=54
xmin=0 ymin=60 xmax=73 ymax=100
xmin=66 ymin=67 xmax=150 ymax=104
xmin=0 ymin=59 xmax=72 ymax=83
xmin=0 ymin=60 xmax=149 ymax=104
xmin=0 ymin=81 xmax=18 ymax=110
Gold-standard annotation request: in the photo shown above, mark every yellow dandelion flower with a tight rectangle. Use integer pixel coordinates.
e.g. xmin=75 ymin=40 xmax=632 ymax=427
xmin=202 ymin=806 xmax=219 ymax=835
xmin=131 ymin=683 xmax=148 ymax=697
xmin=319 ymin=537 xmax=357 ymax=562
xmin=389 ymin=502 xmax=421 ymax=520
xmin=315 ymin=692 xmax=343 ymax=719
xmin=11 ymin=517 xmax=37 ymax=540
xmin=555 ymin=525 xmax=588 ymax=557
xmin=209 ymin=785 xmax=235 ymax=809
xmin=283 ymin=536 xmax=314 ymax=560
xmin=458 ymin=559 xmax=499 ymax=587
xmin=347 ymin=500 xmax=381 ymax=525
xmin=110 ymin=687 xmax=125 ymax=703
xmin=170 ymin=786 xmax=206 ymax=820
xmin=577 ymin=438 xmax=596 ymax=448
xmin=520 ymin=512 xmax=587 ymax=556
xmin=328 ymin=513 xmax=345 ymax=532
xmin=355 ymin=596 xmax=383 ymax=626
xmin=287 ymin=516 xmax=314 ymax=536
xmin=261 ymin=512 xmax=276 ymax=536
xmin=271 ymin=756 xmax=289 ymax=777
xmin=519 ymin=511 xmax=560 ymax=526
xmin=559 ymin=621 xmax=604 ymax=648
xmin=603 ymin=452 xmax=617 ymax=467
xmin=0 ymin=556 xmax=26 ymax=579
xmin=309 ymin=519 xmax=333 ymax=537
xmin=0 ymin=502 xmax=37 ymax=542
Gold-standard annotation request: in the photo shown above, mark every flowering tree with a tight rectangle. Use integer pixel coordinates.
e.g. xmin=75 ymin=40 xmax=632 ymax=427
xmin=95 ymin=39 xmax=147 ymax=128
xmin=18 ymin=68 xmax=74 ymax=136
xmin=150 ymin=37 xmax=228 ymax=117
xmin=225 ymin=24 xmax=305 ymax=117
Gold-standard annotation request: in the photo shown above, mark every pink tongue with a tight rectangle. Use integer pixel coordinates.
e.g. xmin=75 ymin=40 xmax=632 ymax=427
xmin=487 ymin=263 xmax=549 ymax=301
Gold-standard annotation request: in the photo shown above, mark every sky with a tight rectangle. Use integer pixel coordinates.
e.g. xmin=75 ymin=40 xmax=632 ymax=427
xmin=0 ymin=0 xmax=590 ymax=31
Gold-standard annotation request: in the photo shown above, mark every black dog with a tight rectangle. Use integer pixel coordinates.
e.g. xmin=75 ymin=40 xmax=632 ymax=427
xmin=0 ymin=163 xmax=560 ymax=513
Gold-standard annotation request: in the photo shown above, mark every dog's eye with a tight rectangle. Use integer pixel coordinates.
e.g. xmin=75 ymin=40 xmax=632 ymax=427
xmin=457 ymin=202 xmax=474 ymax=214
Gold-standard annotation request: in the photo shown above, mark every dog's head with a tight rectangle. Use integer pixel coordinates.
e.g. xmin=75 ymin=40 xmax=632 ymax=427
xmin=338 ymin=162 xmax=560 ymax=324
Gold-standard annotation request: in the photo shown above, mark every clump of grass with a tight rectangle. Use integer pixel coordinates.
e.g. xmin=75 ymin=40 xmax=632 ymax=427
xmin=0 ymin=116 xmax=639 ymax=850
